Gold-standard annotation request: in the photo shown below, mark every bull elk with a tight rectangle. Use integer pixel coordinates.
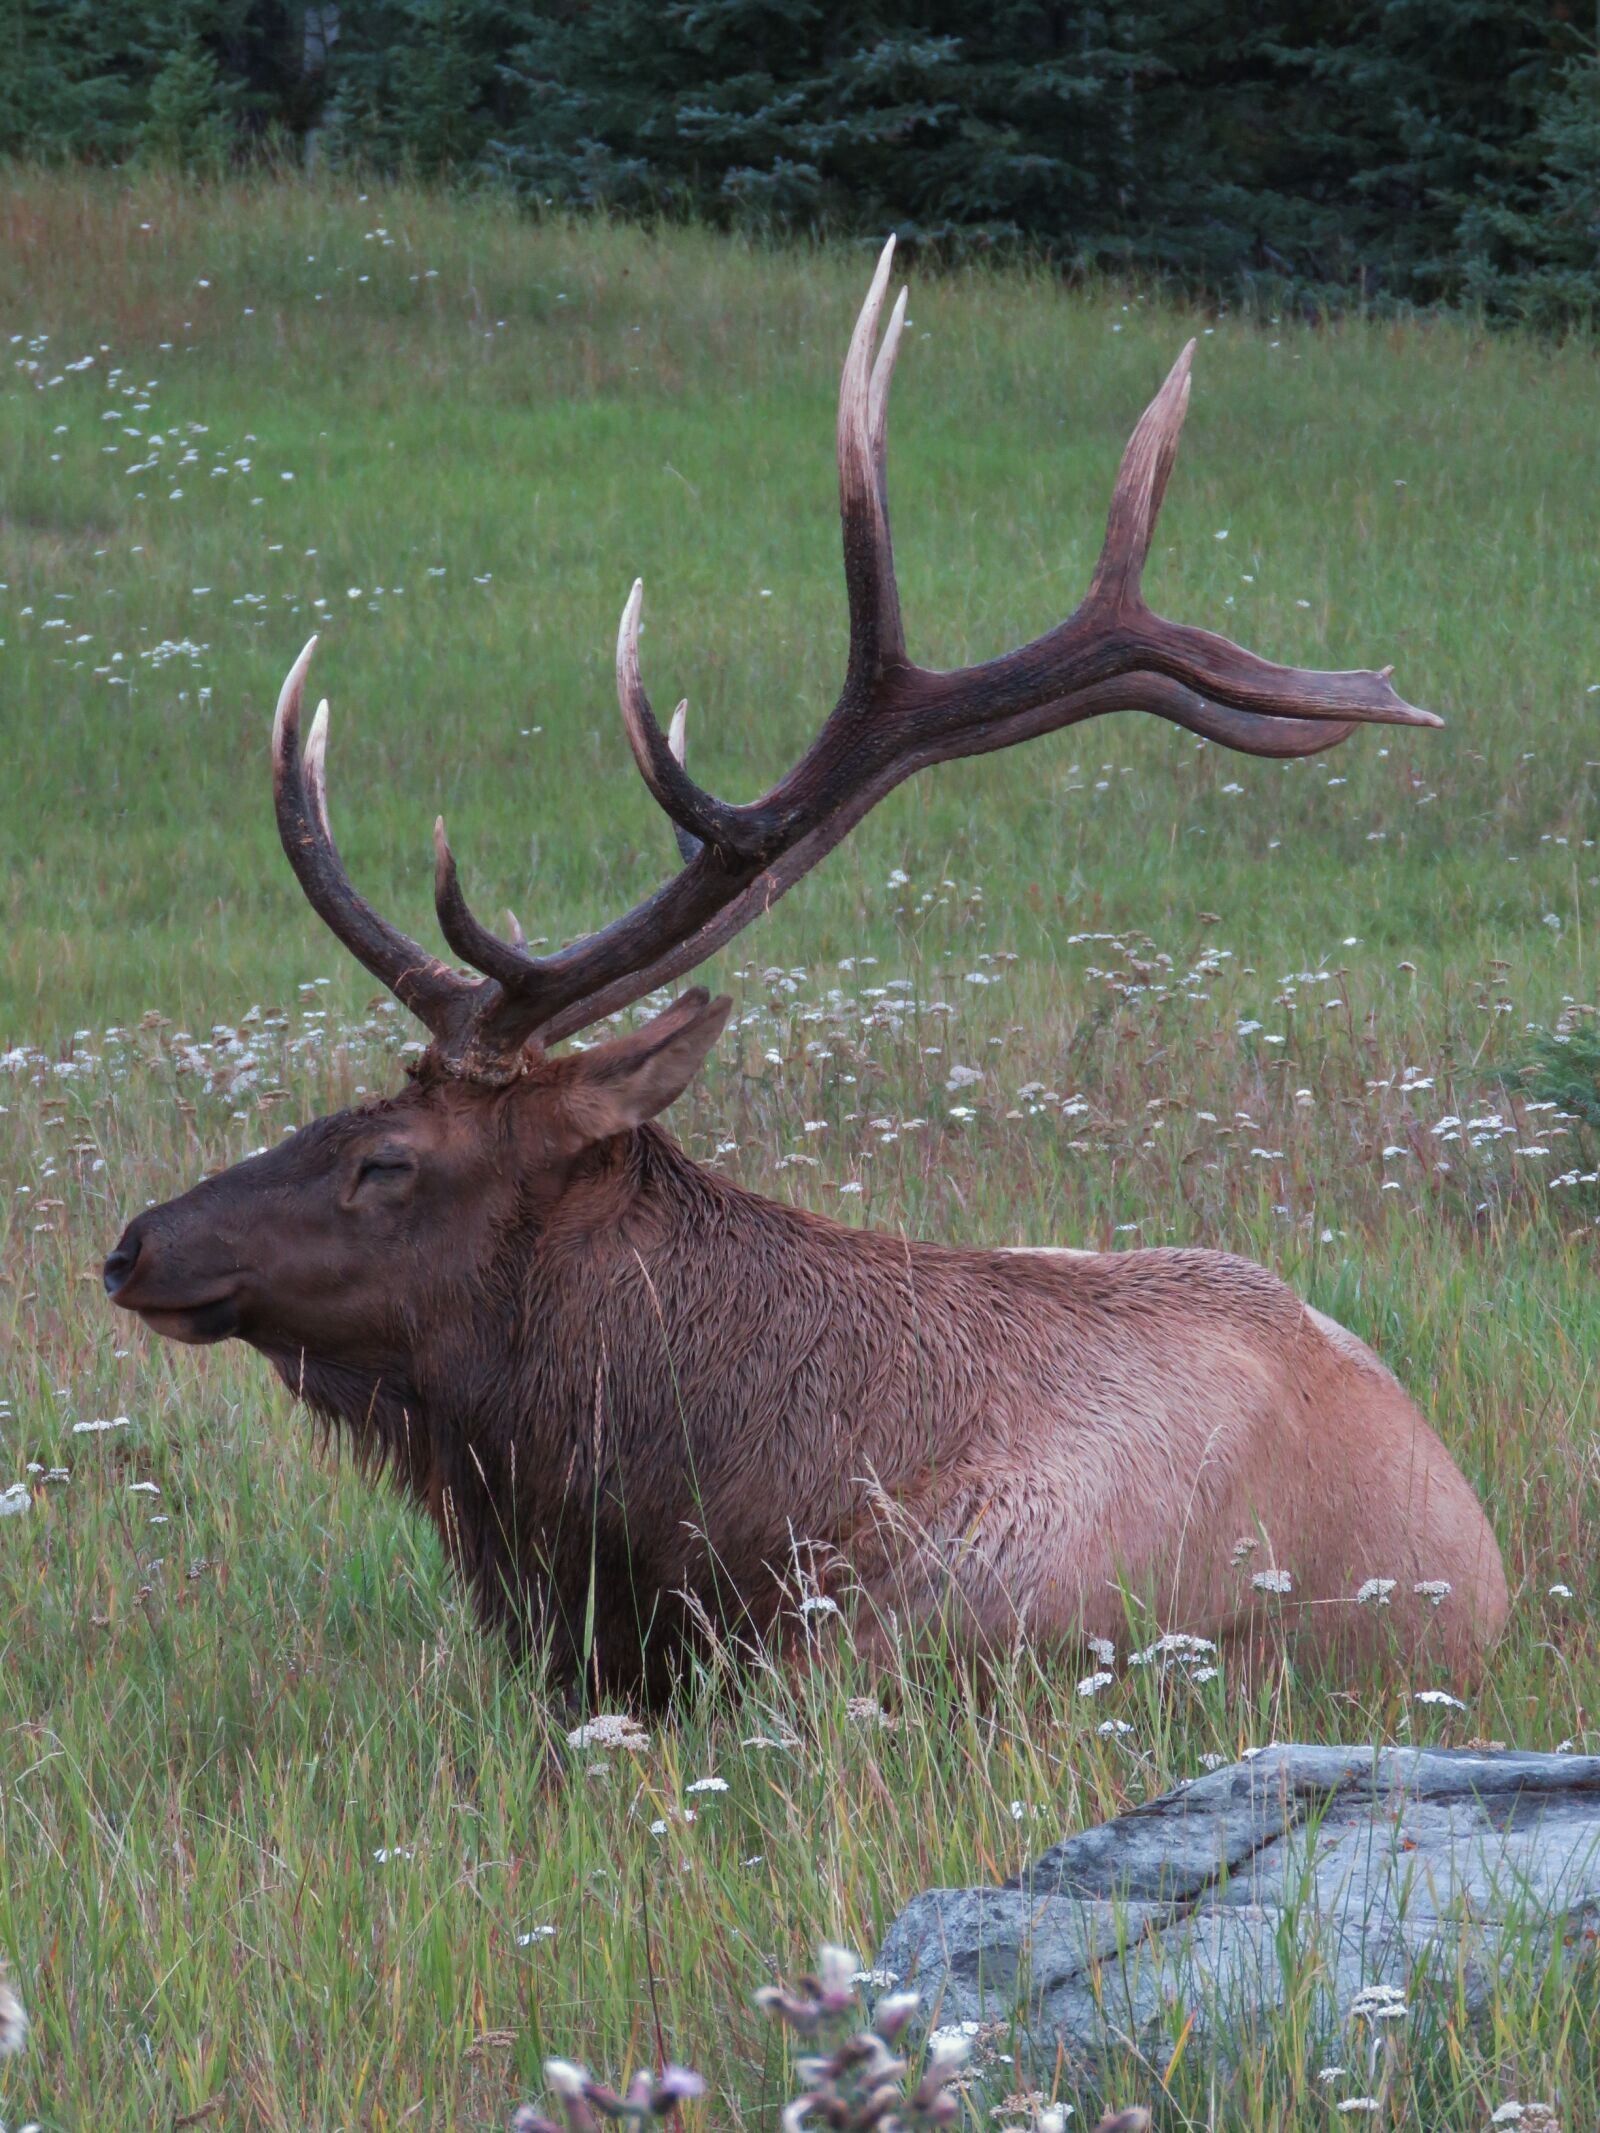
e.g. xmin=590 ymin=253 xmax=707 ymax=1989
xmin=105 ymin=242 xmax=1507 ymax=1702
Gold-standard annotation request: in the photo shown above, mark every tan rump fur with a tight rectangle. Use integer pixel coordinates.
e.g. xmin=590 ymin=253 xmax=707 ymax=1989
xmin=820 ymin=1236 xmax=1507 ymax=1673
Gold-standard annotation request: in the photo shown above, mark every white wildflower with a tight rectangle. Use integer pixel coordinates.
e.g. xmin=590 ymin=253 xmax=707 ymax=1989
xmin=1129 ymin=1632 xmax=1217 ymax=1668
xmin=0 ymin=1484 xmax=31 ymax=1519
xmin=1348 ymin=1982 xmax=1407 ymax=2021
xmin=686 ymin=1776 xmax=729 ymax=1795
xmin=1355 ymin=1577 xmax=1397 ymax=1606
xmin=566 ymin=1713 xmax=650 ymax=1752
xmin=846 ymin=1696 xmax=893 ymax=1728
xmin=0 ymin=1974 xmax=26 ymax=2055
xmin=1077 ymin=1671 xmax=1114 ymax=1698
xmin=927 ymin=2020 xmax=979 ymax=2068
xmin=1252 ymin=1568 xmax=1293 ymax=1595
xmin=1414 ymin=1689 xmax=1467 ymax=1710
xmin=1412 ymin=1579 xmax=1452 ymax=1605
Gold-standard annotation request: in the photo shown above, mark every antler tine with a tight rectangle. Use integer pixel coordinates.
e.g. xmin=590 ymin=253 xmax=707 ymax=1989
xmin=862 ymin=281 xmax=909 ymax=668
xmin=1068 ymin=342 xmax=1440 ymax=729
xmin=270 ymin=639 xmax=475 ymax=1038
xmin=1178 ymin=701 xmax=1359 ymax=757
xmin=1089 ymin=341 xmax=1194 ymax=614
xmin=867 ymin=284 xmax=909 ymax=466
xmin=838 ymin=235 xmax=905 ymax=682
xmin=1059 ymin=675 xmax=1360 ymax=759
xmin=432 ymin=816 xmax=542 ymax=991
xmin=303 ymin=698 xmax=333 ymax=837
xmin=665 ymin=700 xmax=703 ymax=865
xmin=615 ymin=579 xmax=757 ymax=859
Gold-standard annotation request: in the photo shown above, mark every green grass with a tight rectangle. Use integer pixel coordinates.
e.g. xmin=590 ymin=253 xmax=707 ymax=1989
xmin=0 ymin=168 xmax=1596 ymax=2131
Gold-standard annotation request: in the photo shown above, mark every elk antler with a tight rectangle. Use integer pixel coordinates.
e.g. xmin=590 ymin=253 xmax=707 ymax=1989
xmin=272 ymin=644 xmax=483 ymax=1054
xmin=272 ymin=237 xmax=1439 ymax=1081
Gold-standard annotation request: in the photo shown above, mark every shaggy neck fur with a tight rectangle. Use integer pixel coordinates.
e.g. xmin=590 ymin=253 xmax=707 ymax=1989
xmin=261 ymin=1123 xmax=977 ymax=1699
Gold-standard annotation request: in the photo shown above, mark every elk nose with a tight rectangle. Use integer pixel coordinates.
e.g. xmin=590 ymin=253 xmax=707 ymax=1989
xmin=103 ymin=1226 xmax=143 ymax=1299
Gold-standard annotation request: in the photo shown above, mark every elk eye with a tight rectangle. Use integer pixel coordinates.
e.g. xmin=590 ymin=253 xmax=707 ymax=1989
xmin=355 ymin=1153 xmax=415 ymax=1188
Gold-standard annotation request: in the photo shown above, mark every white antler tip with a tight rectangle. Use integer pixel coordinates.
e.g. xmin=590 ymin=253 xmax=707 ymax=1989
xmin=272 ymin=635 xmax=319 ymax=748
xmin=617 ymin=578 xmax=644 ymax=665
xmin=865 ymin=238 xmax=895 ymax=307
xmin=869 ymin=286 xmax=910 ymax=434
xmin=668 ymin=700 xmax=688 ymax=763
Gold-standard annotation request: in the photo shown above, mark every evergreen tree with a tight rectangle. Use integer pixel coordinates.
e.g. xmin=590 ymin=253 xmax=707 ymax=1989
xmin=491 ymin=1 xmax=1153 ymax=246
xmin=321 ymin=0 xmax=524 ymax=176
xmin=140 ymin=30 xmax=234 ymax=171
xmin=1457 ymin=47 xmax=1600 ymax=326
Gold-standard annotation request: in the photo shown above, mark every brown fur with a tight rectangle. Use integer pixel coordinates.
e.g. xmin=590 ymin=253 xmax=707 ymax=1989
xmin=104 ymin=998 xmax=1508 ymax=1705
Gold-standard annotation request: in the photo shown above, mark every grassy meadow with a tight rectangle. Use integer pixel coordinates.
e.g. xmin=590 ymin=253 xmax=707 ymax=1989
xmin=1 ymin=170 xmax=1598 ymax=2131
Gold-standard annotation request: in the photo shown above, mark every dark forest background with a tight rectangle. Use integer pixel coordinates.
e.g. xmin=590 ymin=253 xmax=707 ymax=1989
xmin=3 ymin=1 xmax=1599 ymax=326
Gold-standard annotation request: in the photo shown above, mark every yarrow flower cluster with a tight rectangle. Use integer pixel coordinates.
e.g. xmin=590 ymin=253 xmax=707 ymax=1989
xmin=1346 ymin=1982 xmax=1408 ymax=2023
xmin=565 ymin=1713 xmax=650 ymax=1753
xmin=1129 ymin=1632 xmax=1213 ymax=1666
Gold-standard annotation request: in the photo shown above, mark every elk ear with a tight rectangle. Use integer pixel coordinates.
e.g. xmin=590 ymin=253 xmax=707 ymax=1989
xmin=559 ymin=988 xmax=734 ymax=1145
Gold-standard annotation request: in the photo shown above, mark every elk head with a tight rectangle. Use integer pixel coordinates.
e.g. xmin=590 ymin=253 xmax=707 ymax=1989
xmin=105 ymin=237 xmax=1438 ymax=1377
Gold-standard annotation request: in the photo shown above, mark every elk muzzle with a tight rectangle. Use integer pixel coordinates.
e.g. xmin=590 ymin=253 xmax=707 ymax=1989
xmin=103 ymin=1209 xmax=245 ymax=1345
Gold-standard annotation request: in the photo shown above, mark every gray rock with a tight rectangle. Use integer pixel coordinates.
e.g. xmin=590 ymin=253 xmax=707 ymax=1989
xmin=875 ymin=1746 xmax=1600 ymax=2067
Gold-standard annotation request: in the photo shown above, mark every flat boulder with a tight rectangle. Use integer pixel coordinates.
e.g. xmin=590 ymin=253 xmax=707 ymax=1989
xmin=876 ymin=1746 xmax=1600 ymax=2066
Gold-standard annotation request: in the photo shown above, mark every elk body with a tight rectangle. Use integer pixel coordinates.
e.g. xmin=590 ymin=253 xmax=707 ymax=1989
xmin=105 ymin=244 xmax=1507 ymax=1701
